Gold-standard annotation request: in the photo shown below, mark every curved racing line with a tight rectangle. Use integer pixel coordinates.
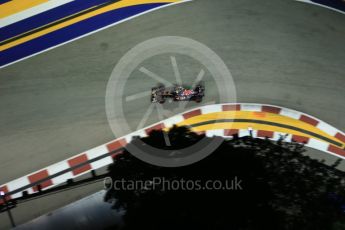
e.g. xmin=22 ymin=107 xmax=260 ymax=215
xmin=0 ymin=0 xmax=188 ymax=68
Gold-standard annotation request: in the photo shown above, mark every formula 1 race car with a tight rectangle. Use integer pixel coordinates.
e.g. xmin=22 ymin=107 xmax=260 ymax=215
xmin=151 ymin=82 xmax=205 ymax=103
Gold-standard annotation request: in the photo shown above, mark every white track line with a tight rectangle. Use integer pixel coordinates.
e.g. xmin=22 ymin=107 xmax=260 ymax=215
xmin=296 ymin=0 xmax=345 ymax=15
xmin=0 ymin=0 xmax=192 ymax=69
xmin=1 ymin=103 xmax=344 ymax=198
xmin=0 ymin=0 xmax=75 ymax=28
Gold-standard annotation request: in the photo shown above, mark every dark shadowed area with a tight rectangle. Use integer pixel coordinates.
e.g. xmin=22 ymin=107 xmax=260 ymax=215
xmin=105 ymin=127 xmax=345 ymax=230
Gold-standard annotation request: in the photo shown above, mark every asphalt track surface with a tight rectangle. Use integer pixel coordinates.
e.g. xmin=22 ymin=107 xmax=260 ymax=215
xmin=0 ymin=0 xmax=344 ymax=227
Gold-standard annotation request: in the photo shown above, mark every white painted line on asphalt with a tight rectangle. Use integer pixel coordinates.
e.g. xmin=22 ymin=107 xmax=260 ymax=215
xmin=0 ymin=0 xmax=75 ymax=28
xmin=6 ymin=177 xmax=31 ymax=198
xmin=86 ymin=145 xmax=109 ymax=160
xmin=164 ymin=114 xmax=184 ymax=128
xmin=124 ymin=130 xmax=147 ymax=143
xmin=48 ymin=161 xmax=74 ymax=187
xmin=240 ymin=104 xmax=262 ymax=112
xmin=86 ymin=145 xmax=113 ymax=169
xmin=201 ymin=104 xmax=222 ymax=114
xmin=0 ymin=0 xmax=193 ymax=69
xmin=306 ymin=138 xmax=329 ymax=152
xmin=280 ymin=109 xmax=301 ymax=120
xmin=296 ymin=0 xmax=345 ymax=15
xmin=1 ymin=103 xmax=344 ymax=199
xmin=238 ymin=129 xmax=251 ymax=137
xmin=317 ymin=122 xmax=338 ymax=136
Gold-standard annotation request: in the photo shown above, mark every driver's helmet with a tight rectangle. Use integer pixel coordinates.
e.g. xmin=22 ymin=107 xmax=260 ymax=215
xmin=175 ymin=86 xmax=182 ymax=93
